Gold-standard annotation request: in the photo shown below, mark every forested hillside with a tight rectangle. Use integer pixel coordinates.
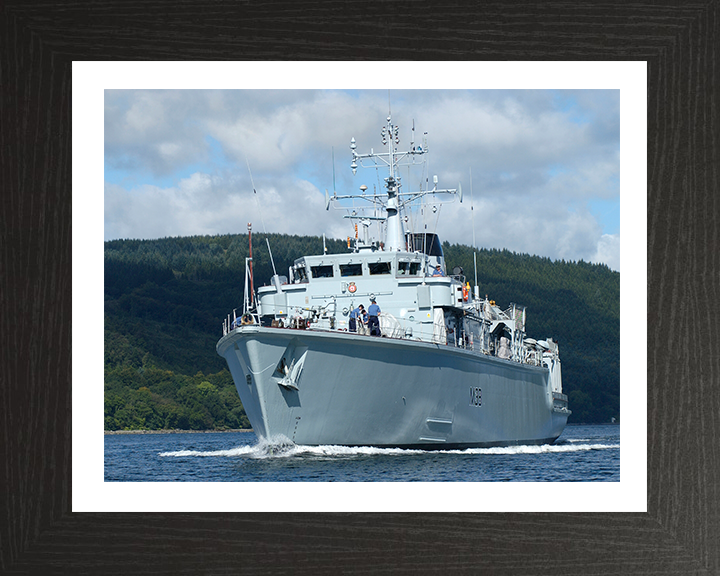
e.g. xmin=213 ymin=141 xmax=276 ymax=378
xmin=104 ymin=233 xmax=619 ymax=430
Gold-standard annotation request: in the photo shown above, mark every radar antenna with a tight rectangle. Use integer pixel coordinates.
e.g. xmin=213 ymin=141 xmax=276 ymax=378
xmin=327 ymin=116 xmax=462 ymax=252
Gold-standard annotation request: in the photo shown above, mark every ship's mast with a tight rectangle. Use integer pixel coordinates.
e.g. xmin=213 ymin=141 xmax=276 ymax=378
xmin=350 ymin=114 xmax=417 ymax=251
xmin=333 ymin=113 xmax=460 ymax=249
xmin=384 ymin=115 xmax=403 ymax=251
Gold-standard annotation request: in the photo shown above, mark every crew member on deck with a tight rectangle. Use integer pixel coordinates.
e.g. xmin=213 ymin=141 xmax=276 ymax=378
xmin=358 ymin=304 xmax=367 ymax=331
xmin=367 ymin=299 xmax=381 ymax=336
xmin=432 ymin=265 xmax=444 ymax=276
xmin=349 ymin=304 xmax=365 ymax=332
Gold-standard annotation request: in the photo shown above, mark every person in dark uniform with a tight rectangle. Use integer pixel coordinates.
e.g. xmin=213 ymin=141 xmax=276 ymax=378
xmin=349 ymin=304 xmax=364 ymax=332
xmin=367 ymin=299 xmax=381 ymax=336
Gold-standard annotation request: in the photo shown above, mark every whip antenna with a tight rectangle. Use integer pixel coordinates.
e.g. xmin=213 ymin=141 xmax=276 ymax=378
xmin=332 ymin=147 xmax=337 ymax=195
xmin=470 ymin=168 xmax=478 ymax=297
xmin=246 ymin=157 xmax=279 ymax=280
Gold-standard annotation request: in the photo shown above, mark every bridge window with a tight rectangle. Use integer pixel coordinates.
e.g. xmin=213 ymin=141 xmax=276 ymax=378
xmin=340 ymin=263 xmax=363 ymax=276
xmin=408 ymin=233 xmax=443 ymax=257
xmin=311 ymin=265 xmax=334 ymax=278
xmin=293 ymin=265 xmax=308 ymax=283
xmin=397 ymin=261 xmax=421 ymax=276
xmin=369 ymin=262 xmax=391 ymax=275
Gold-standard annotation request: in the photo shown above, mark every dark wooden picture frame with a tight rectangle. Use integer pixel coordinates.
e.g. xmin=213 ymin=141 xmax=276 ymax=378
xmin=2 ymin=2 xmax=717 ymax=574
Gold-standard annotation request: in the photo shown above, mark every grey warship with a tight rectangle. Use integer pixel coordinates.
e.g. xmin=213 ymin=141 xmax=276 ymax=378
xmin=216 ymin=112 xmax=570 ymax=449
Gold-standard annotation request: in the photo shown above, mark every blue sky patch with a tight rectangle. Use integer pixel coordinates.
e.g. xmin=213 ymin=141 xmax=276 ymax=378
xmin=588 ymin=197 xmax=620 ymax=235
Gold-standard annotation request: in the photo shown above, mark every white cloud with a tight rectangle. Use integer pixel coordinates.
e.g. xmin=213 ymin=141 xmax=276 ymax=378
xmin=591 ymin=234 xmax=620 ymax=271
xmin=104 ymin=89 xmax=620 ymax=270
xmin=104 ymin=172 xmax=348 ymax=242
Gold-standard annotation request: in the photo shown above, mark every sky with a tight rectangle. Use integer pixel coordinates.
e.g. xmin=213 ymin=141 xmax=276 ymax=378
xmin=104 ymin=89 xmax=620 ymax=271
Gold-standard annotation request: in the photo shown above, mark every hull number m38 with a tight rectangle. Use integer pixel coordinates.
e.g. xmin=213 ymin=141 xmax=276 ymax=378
xmin=470 ymin=386 xmax=482 ymax=407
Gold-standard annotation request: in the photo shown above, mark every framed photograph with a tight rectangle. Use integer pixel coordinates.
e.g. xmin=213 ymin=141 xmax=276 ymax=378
xmin=99 ymin=83 xmax=624 ymax=490
xmin=3 ymin=4 xmax=717 ymax=574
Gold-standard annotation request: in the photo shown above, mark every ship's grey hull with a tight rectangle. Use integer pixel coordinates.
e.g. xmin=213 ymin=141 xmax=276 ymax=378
xmin=217 ymin=327 xmax=569 ymax=448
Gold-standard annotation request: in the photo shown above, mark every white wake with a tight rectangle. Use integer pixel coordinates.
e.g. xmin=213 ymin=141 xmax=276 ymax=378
xmin=159 ymin=436 xmax=618 ymax=459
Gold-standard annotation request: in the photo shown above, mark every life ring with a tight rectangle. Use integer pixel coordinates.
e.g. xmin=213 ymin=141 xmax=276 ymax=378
xmin=240 ymin=314 xmax=254 ymax=325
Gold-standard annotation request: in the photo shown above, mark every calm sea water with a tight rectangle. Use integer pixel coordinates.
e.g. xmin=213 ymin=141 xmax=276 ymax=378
xmin=104 ymin=424 xmax=619 ymax=482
